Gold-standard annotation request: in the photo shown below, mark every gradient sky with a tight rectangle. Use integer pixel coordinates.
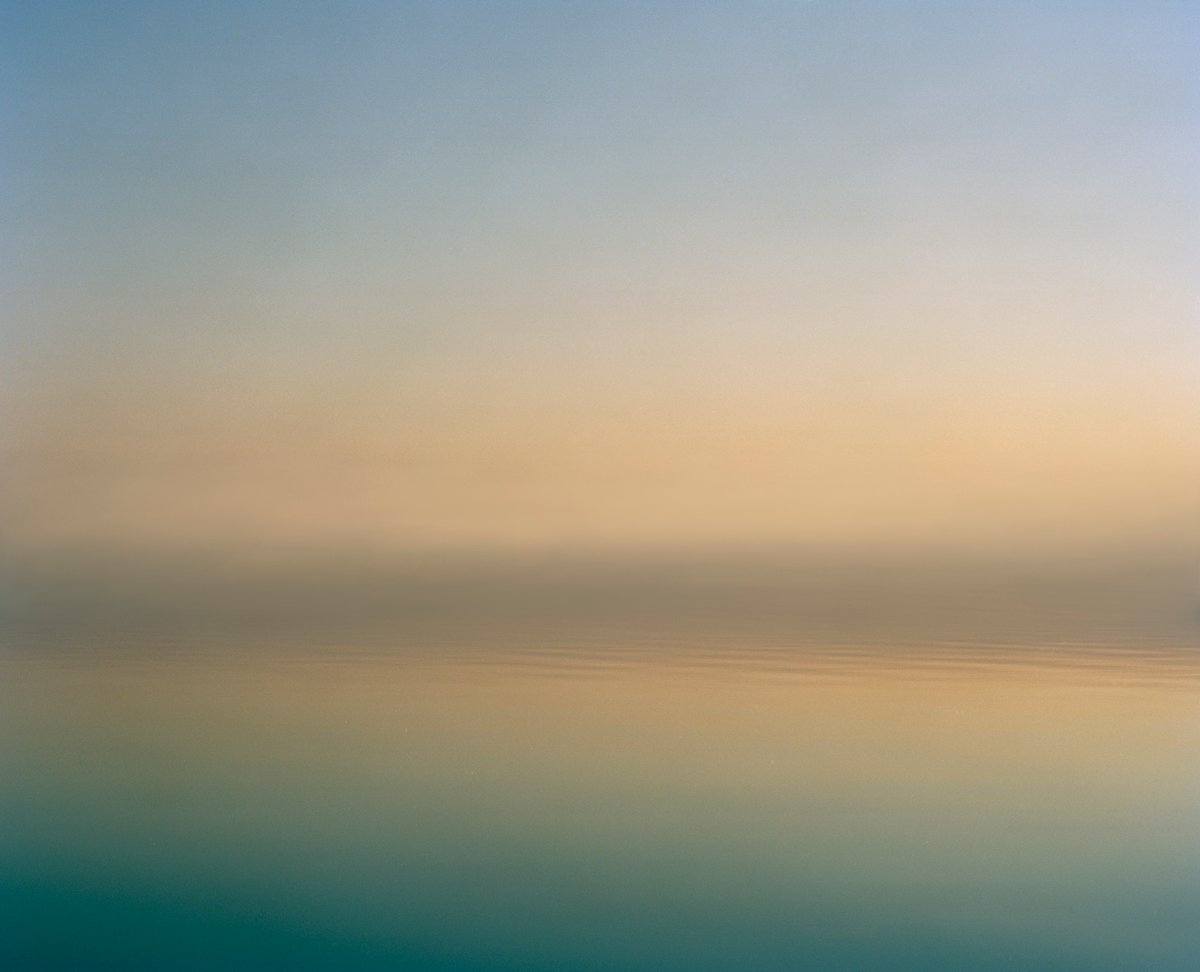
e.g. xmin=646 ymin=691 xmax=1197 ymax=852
xmin=3 ymin=1 xmax=1197 ymax=554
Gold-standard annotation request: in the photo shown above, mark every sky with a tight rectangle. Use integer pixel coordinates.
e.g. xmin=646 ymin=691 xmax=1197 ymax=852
xmin=2 ymin=0 xmax=1197 ymax=557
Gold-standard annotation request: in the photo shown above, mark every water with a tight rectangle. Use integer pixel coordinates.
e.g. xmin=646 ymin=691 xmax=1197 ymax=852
xmin=2 ymin=553 xmax=1198 ymax=970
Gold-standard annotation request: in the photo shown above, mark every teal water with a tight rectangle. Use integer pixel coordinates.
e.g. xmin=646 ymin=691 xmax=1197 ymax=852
xmin=2 ymin=555 xmax=1198 ymax=970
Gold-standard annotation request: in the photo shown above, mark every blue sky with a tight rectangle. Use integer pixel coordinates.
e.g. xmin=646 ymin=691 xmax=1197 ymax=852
xmin=3 ymin=1 xmax=1197 ymax=551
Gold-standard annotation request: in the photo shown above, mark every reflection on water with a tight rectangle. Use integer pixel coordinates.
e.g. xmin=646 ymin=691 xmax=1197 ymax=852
xmin=2 ymin=554 xmax=1198 ymax=970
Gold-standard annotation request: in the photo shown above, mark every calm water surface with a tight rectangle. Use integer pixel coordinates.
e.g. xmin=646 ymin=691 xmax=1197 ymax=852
xmin=2 ymin=556 xmax=1198 ymax=970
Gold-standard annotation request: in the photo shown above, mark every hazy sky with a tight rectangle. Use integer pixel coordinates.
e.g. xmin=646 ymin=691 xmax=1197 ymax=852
xmin=3 ymin=1 xmax=1197 ymax=554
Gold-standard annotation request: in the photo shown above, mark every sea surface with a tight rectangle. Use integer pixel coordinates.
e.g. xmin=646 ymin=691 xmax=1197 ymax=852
xmin=2 ymin=552 xmax=1198 ymax=970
